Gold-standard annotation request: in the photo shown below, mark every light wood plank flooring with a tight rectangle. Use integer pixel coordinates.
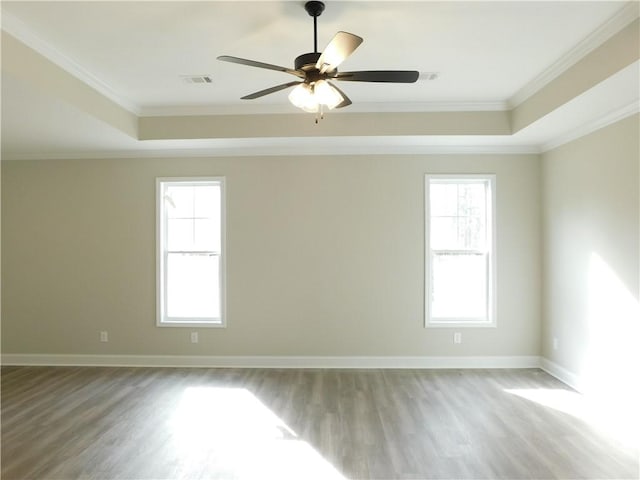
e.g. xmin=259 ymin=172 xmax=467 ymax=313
xmin=2 ymin=367 xmax=638 ymax=479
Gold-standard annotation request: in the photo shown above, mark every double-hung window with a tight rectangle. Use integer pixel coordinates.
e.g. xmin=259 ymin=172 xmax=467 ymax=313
xmin=156 ymin=177 xmax=225 ymax=327
xmin=425 ymin=175 xmax=496 ymax=327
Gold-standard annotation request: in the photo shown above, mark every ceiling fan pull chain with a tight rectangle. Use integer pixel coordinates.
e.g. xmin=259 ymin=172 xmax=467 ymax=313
xmin=315 ymin=103 xmax=324 ymax=124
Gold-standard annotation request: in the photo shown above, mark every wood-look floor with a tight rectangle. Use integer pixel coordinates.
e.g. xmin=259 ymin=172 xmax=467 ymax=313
xmin=1 ymin=367 xmax=637 ymax=480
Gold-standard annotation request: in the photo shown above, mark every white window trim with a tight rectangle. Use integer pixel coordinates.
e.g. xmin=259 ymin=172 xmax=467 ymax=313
xmin=424 ymin=174 xmax=497 ymax=328
xmin=156 ymin=177 xmax=227 ymax=328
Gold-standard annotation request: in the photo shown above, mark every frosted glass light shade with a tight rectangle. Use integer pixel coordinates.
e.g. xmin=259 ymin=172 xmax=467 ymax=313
xmin=288 ymin=83 xmax=319 ymax=112
xmin=288 ymin=81 xmax=344 ymax=112
xmin=314 ymin=80 xmax=343 ymax=109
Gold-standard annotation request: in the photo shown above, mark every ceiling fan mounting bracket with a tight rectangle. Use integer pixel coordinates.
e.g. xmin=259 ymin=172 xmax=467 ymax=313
xmin=304 ymin=1 xmax=325 ymax=18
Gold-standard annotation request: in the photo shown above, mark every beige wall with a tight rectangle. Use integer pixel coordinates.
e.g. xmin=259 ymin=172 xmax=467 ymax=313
xmin=2 ymin=153 xmax=541 ymax=357
xmin=542 ymin=114 xmax=639 ymax=398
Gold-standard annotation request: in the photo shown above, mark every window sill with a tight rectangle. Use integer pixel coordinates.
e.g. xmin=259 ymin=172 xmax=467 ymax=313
xmin=425 ymin=321 xmax=496 ymax=329
xmin=156 ymin=321 xmax=226 ymax=328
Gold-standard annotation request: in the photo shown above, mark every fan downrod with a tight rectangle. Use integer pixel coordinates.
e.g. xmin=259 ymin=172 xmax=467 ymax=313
xmin=304 ymin=1 xmax=325 ymax=17
xmin=305 ymin=1 xmax=325 ymax=52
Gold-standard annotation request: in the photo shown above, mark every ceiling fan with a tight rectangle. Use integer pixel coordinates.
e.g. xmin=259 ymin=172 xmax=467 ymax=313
xmin=217 ymin=1 xmax=419 ymax=120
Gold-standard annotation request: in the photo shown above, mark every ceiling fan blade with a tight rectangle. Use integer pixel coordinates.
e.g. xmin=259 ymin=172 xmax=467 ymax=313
xmin=217 ymin=56 xmax=304 ymax=78
xmin=333 ymin=70 xmax=420 ymax=83
xmin=315 ymin=31 xmax=363 ymax=74
xmin=327 ymin=82 xmax=352 ymax=109
xmin=240 ymin=81 xmax=302 ymax=100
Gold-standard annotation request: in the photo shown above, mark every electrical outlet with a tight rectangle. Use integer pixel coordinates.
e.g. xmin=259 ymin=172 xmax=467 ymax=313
xmin=553 ymin=337 xmax=558 ymax=351
xmin=190 ymin=332 xmax=199 ymax=344
xmin=100 ymin=331 xmax=108 ymax=342
xmin=454 ymin=332 xmax=462 ymax=344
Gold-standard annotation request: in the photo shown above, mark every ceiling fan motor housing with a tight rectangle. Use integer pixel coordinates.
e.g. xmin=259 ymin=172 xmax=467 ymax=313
xmin=295 ymin=52 xmax=322 ymax=72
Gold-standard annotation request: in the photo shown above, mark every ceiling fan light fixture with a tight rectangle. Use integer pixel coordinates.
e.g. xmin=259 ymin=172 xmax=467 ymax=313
xmin=314 ymin=80 xmax=344 ymax=109
xmin=288 ymin=83 xmax=318 ymax=112
xmin=288 ymin=80 xmax=344 ymax=112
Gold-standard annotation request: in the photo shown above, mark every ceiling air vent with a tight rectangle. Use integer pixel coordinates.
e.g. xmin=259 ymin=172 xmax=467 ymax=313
xmin=420 ymin=72 xmax=440 ymax=81
xmin=181 ymin=75 xmax=213 ymax=84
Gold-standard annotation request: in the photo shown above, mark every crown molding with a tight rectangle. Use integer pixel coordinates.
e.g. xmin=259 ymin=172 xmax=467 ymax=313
xmin=541 ymin=100 xmax=639 ymax=152
xmin=509 ymin=1 xmax=640 ymax=109
xmin=1 ymin=12 xmax=140 ymax=115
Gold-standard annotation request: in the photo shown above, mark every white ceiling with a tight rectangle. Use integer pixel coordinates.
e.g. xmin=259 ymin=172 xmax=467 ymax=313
xmin=1 ymin=1 xmax=639 ymax=159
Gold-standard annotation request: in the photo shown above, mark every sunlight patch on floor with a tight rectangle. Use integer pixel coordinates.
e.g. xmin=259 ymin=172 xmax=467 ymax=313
xmin=505 ymin=387 xmax=639 ymax=450
xmin=169 ymin=386 xmax=347 ymax=479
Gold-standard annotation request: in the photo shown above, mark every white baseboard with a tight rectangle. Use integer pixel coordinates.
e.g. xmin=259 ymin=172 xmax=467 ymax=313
xmin=1 ymin=354 xmax=542 ymax=369
xmin=540 ymin=357 xmax=583 ymax=392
